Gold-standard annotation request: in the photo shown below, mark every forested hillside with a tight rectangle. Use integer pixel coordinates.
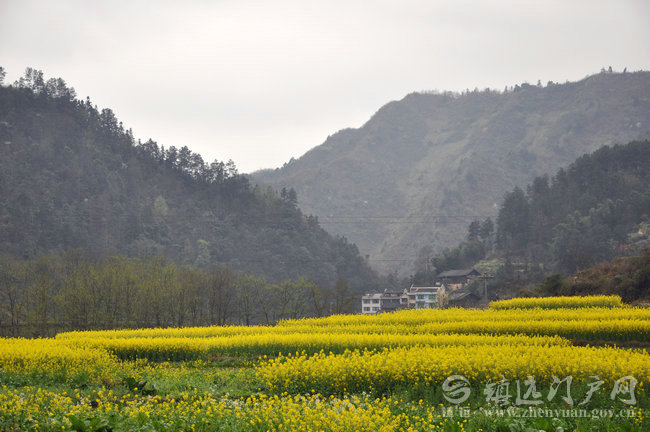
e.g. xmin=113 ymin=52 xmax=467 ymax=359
xmin=0 ymin=68 xmax=378 ymax=295
xmin=255 ymin=71 xmax=650 ymax=274
xmin=496 ymin=141 xmax=650 ymax=273
xmin=418 ymin=141 xmax=650 ymax=301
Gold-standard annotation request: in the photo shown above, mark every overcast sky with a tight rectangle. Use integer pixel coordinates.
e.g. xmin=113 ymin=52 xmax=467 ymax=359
xmin=1 ymin=0 xmax=649 ymax=173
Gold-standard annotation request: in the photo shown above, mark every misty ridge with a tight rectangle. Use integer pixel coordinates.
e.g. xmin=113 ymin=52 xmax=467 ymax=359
xmin=255 ymin=69 xmax=650 ymax=275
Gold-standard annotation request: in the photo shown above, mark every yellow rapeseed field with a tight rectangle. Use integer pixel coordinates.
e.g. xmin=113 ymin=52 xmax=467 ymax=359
xmin=1 ymin=296 xmax=649 ymax=431
xmin=489 ymin=294 xmax=623 ymax=310
xmin=0 ymin=338 xmax=121 ymax=385
xmin=59 ymin=333 xmax=569 ymax=361
xmin=257 ymin=344 xmax=650 ymax=394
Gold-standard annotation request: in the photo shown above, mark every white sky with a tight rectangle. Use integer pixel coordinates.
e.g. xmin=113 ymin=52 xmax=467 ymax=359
xmin=1 ymin=0 xmax=649 ymax=173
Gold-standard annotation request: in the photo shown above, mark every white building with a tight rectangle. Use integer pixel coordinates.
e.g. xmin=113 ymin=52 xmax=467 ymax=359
xmin=361 ymin=285 xmax=444 ymax=314
xmin=406 ymin=284 xmax=446 ymax=309
xmin=361 ymin=293 xmax=382 ymax=314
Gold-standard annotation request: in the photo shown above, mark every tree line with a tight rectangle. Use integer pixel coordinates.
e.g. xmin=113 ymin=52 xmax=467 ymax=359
xmin=0 ymin=251 xmax=358 ymax=337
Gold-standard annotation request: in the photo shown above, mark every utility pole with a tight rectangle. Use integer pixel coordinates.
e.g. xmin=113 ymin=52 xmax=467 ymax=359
xmin=478 ymin=274 xmax=493 ymax=303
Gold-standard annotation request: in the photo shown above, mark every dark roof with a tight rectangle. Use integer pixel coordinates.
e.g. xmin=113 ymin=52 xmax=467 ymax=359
xmin=437 ymin=268 xmax=481 ymax=278
xmin=449 ymin=288 xmax=481 ymax=302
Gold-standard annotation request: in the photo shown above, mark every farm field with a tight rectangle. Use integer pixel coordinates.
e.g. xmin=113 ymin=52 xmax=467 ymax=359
xmin=0 ymin=295 xmax=648 ymax=431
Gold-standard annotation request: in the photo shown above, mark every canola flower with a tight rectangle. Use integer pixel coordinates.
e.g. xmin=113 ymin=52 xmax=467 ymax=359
xmin=411 ymin=318 xmax=649 ymax=341
xmin=257 ymin=345 xmax=650 ymax=395
xmin=56 ymin=306 xmax=650 ymax=344
xmin=0 ymin=338 xmax=121 ymax=385
xmin=489 ymin=295 xmax=623 ymax=310
xmin=47 ymin=304 xmax=650 ymax=363
xmin=276 ymin=305 xmax=648 ymax=329
xmin=61 ymin=333 xmax=570 ymax=361
xmin=56 ymin=324 xmax=274 ymax=340
xmin=1 ymin=297 xmax=650 ymax=431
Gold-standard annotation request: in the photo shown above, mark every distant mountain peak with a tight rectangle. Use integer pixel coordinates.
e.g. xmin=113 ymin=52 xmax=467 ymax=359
xmin=254 ymin=71 xmax=650 ymax=275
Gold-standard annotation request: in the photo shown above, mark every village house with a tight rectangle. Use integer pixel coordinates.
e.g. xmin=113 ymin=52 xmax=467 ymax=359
xmin=436 ymin=268 xmax=481 ymax=290
xmin=361 ymin=284 xmax=445 ymax=314
xmin=361 ymin=293 xmax=382 ymax=314
xmin=361 ymin=267 xmax=486 ymax=313
xmin=379 ymin=290 xmax=409 ymax=312
xmin=447 ymin=286 xmax=483 ymax=308
xmin=407 ymin=284 xmax=446 ymax=309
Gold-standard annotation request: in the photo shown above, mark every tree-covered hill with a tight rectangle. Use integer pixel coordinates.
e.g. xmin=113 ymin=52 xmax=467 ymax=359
xmin=535 ymin=247 xmax=650 ymax=304
xmin=254 ymin=71 xmax=650 ymax=274
xmin=0 ymin=68 xmax=378 ymax=293
xmin=495 ymin=140 xmax=650 ymax=274
xmin=416 ymin=140 xmax=650 ymax=301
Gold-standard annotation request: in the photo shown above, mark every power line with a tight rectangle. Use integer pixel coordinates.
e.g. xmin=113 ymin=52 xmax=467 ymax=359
xmin=321 ymin=214 xmax=492 ymax=219
xmin=318 ymin=215 xmax=494 ymax=225
xmin=365 ymin=258 xmax=417 ymax=262
xmin=323 ymin=220 xmax=475 ymax=225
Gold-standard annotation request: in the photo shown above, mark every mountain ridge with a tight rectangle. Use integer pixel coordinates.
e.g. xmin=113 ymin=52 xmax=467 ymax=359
xmin=254 ymin=71 xmax=650 ymax=274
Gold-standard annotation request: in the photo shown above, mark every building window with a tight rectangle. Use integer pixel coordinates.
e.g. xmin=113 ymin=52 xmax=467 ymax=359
xmin=363 ymin=307 xmax=370 ymax=312
xmin=372 ymin=307 xmax=379 ymax=311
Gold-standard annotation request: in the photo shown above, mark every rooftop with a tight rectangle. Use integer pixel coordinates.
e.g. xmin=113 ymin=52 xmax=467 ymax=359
xmin=437 ymin=268 xmax=481 ymax=278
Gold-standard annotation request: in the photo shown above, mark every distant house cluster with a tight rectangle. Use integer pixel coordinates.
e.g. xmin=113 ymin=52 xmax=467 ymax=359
xmin=361 ymin=285 xmax=445 ymax=314
xmin=361 ymin=268 xmax=483 ymax=314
